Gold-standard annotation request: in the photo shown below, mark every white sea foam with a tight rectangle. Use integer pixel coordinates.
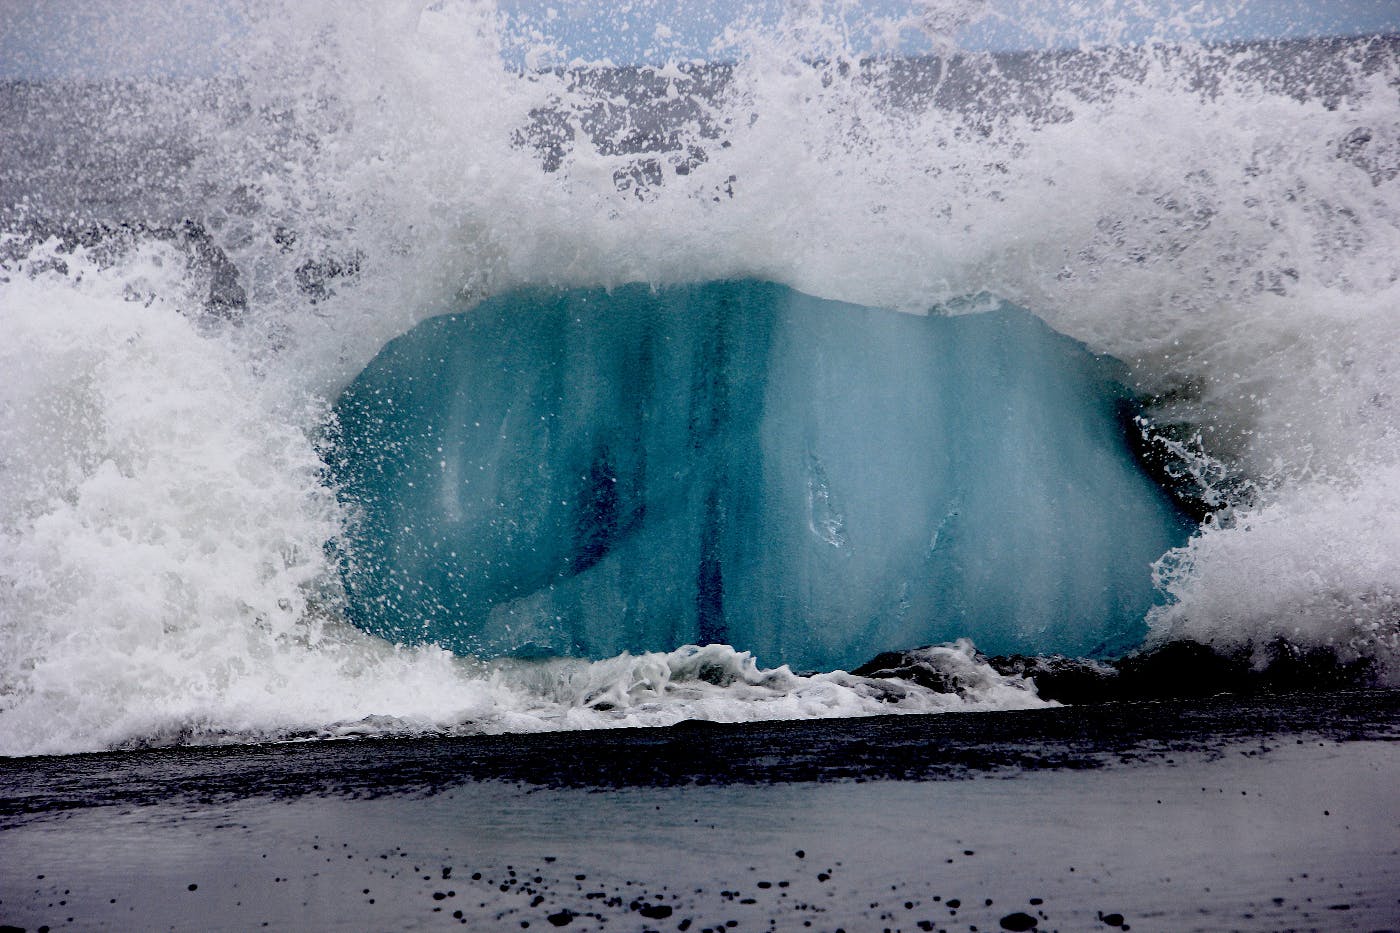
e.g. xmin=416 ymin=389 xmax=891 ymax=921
xmin=1 ymin=1 xmax=1398 ymax=754
xmin=0 ymin=242 xmax=1041 ymax=756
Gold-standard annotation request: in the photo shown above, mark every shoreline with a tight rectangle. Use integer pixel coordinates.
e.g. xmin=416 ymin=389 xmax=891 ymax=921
xmin=2 ymin=691 xmax=1397 ymax=932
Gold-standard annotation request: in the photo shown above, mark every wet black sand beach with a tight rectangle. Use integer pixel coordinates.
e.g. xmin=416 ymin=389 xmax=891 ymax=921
xmin=3 ymin=690 xmax=1398 ymax=932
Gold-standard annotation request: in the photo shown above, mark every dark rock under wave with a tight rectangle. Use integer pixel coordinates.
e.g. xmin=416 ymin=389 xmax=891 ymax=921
xmin=853 ymin=637 xmax=1381 ymax=705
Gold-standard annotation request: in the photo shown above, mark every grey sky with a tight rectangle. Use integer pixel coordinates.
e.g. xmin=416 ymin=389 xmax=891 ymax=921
xmin=2 ymin=0 xmax=1396 ymax=78
xmin=504 ymin=0 xmax=1400 ymax=64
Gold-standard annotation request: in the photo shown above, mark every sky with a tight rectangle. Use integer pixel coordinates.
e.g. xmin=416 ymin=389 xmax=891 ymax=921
xmin=503 ymin=0 xmax=1400 ymax=64
xmin=1 ymin=0 xmax=1397 ymax=78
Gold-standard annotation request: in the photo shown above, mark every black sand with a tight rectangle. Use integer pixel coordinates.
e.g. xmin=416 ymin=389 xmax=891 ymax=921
xmin=2 ymin=690 xmax=1398 ymax=932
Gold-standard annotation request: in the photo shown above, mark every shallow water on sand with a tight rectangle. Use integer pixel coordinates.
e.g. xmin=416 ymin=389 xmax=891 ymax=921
xmin=3 ymin=692 xmax=1397 ymax=932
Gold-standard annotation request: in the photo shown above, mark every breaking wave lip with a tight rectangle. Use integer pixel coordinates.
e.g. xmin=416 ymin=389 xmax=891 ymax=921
xmin=262 ymin=641 xmax=1057 ymax=747
xmin=2 ymin=3 xmax=1400 ymax=756
xmin=2 ymin=637 xmax=1053 ymax=758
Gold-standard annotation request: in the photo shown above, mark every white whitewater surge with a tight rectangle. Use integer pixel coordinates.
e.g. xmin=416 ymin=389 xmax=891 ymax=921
xmin=2 ymin=0 xmax=1399 ymax=754
xmin=0 ymin=242 xmax=1042 ymax=755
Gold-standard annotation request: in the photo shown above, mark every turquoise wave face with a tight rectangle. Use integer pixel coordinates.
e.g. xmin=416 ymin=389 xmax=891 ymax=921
xmin=330 ymin=280 xmax=1191 ymax=670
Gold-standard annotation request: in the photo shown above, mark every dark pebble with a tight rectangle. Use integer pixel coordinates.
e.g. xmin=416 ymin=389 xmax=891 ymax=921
xmin=1000 ymin=912 xmax=1038 ymax=931
xmin=547 ymin=909 xmax=576 ymax=927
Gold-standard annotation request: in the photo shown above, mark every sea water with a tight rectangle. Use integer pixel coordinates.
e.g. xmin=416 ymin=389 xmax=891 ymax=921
xmin=2 ymin=1 xmax=1398 ymax=756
